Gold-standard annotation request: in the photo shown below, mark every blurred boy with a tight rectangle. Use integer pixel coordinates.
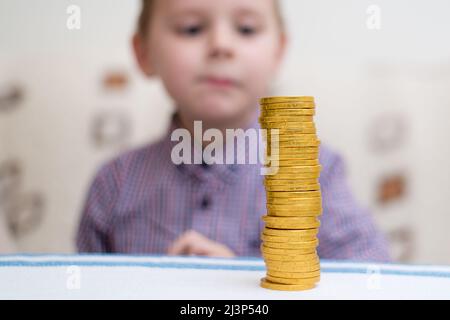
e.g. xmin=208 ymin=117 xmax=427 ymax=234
xmin=77 ymin=0 xmax=390 ymax=261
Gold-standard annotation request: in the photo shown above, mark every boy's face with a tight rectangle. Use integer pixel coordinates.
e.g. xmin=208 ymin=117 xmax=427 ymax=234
xmin=136 ymin=0 xmax=286 ymax=126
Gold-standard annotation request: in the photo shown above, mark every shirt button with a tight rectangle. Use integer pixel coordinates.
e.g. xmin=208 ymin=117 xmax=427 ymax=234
xmin=200 ymin=196 xmax=211 ymax=210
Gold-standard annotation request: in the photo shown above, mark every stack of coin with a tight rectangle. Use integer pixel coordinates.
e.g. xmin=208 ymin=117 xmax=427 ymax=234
xmin=259 ymin=96 xmax=321 ymax=291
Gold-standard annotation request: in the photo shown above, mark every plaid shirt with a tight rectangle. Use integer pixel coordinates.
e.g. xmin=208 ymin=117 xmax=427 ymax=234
xmin=77 ymin=114 xmax=390 ymax=261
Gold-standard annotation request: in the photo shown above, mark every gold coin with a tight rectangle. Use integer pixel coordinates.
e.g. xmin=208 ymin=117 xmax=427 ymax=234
xmin=265 ymin=134 xmax=319 ymax=141
xmin=267 ymin=193 xmax=322 ymax=201
xmin=267 ymin=199 xmax=322 ymax=208
xmin=267 ymin=190 xmax=321 ymax=198
xmin=267 ymin=201 xmax=322 ymax=208
xmin=267 ymin=200 xmax=322 ymax=208
xmin=266 ymin=261 xmax=320 ymax=272
xmin=267 ymin=195 xmax=322 ymax=202
xmin=263 ymin=215 xmax=318 ymax=224
xmin=267 ymin=261 xmax=321 ymax=270
xmin=262 ymin=217 xmax=321 ymax=229
xmin=260 ymin=115 xmax=315 ymax=122
xmin=267 ymin=203 xmax=322 ymax=210
xmin=266 ymin=220 xmax=320 ymax=230
xmin=261 ymin=121 xmax=316 ymax=127
xmin=265 ymin=263 xmax=321 ymax=273
xmin=267 ymin=209 xmax=322 ymax=218
xmin=266 ymin=167 xmax=321 ymax=175
xmin=274 ymin=165 xmax=322 ymax=173
xmin=264 ymin=182 xmax=320 ymax=189
xmin=263 ymin=253 xmax=319 ymax=266
xmin=262 ymin=250 xmax=318 ymax=260
xmin=260 ymin=96 xmax=315 ymax=103
xmin=267 ymin=198 xmax=322 ymax=206
xmin=264 ymin=153 xmax=319 ymax=161
xmin=267 ymin=210 xmax=322 ymax=218
xmin=263 ymin=227 xmax=319 ymax=237
xmin=275 ymin=128 xmax=319 ymax=135
xmin=262 ymin=109 xmax=315 ymax=116
xmin=264 ymin=221 xmax=320 ymax=230
xmin=268 ymin=133 xmax=318 ymax=139
xmin=267 ymin=138 xmax=320 ymax=146
xmin=266 ymin=274 xmax=320 ymax=285
xmin=264 ymin=239 xmax=319 ymax=249
xmin=260 ymin=278 xmax=316 ymax=291
xmin=266 ymin=204 xmax=322 ymax=213
xmin=261 ymin=103 xmax=315 ymax=109
xmin=261 ymin=103 xmax=316 ymax=110
xmin=261 ymin=122 xmax=316 ymax=130
xmin=266 ymin=205 xmax=322 ymax=213
xmin=268 ymin=142 xmax=321 ymax=149
xmin=264 ymin=179 xmax=318 ymax=186
xmin=265 ymin=184 xmax=321 ymax=192
xmin=268 ymin=159 xmax=319 ymax=167
xmin=261 ymin=245 xmax=317 ymax=255
xmin=261 ymin=233 xmax=317 ymax=242
xmin=269 ymin=147 xmax=320 ymax=155
xmin=267 ymin=127 xmax=318 ymax=135
xmin=262 ymin=104 xmax=316 ymax=110
xmin=266 ymin=210 xmax=322 ymax=218
xmin=268 ymin=139 xmax=321 ymax=147
xmin=262 ymin=253 xmax=318 ymax=263
xmin=265 ymin=173 xmax=321 ymax=180
xmin=267 ymin=268 xmax=321 ymax=278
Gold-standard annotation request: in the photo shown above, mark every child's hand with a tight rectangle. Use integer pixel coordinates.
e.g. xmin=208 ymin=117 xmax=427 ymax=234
xmin=167 ymin=230 xmax=236 ymax=258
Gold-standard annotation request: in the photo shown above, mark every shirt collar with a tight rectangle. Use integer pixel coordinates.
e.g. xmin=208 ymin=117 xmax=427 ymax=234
xmin=163 ymin=111 xmax=261 ymax=184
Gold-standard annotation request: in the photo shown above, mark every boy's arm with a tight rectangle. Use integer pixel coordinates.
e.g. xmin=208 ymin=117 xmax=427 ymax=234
xmin=76 ymin=163 xmax=119 ymax=253
xmin=318 ymin=152 xmax=391 ymax=262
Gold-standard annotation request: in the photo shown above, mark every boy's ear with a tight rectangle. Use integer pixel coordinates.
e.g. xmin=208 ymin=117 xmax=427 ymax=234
xmin=132 ymin=33 xmax=155 ymax=77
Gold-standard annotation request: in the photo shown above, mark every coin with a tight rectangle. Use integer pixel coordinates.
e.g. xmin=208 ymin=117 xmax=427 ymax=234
xmin=264 ymin=184 xmax=321 ymax=192
xmin=265 ymin=173 xmax=321 ymax=180
xmin=262 ymin=250 xmax=318 ymax=260
xmin=264 ymin=238 xmax=319 ymax=249
xmin=266 ymin=274 xmax=320 ymax=285
xmin=268 ymin=140 xmax=321 ymax=149
xmin=264 ymin=179 xmax=319 ymax=186
xmin=261 ymin=233 xmax=317 ymax=242
xmin=260 ymin=96 xmax=315 ymax=103
xmin=260 ymin=278 xmax=316 ymax=291
xmin=263 ymin=227 xmax=318 ymax=237
xmin=261 ymin=122 xmax=316 ymax=129
xmin=268 ymin=147 xmax=320 ymax=155
xmin=265 ymin=259 xmax=320 ymax=273
xmin=267 ymin=159 xmax=319 ymax=166
xmin=261 ymin=245 xmax=317 ymax=255
xmin=267 ymin=200 xmax=322 ymax=209
xmin=267 ymin=190 xmax=321 ymax=198
xmin=262 ymin=109 xmax=315 ymax=116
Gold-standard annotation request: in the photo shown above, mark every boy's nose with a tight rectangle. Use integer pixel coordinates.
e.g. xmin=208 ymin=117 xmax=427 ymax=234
xmin=207 ymin=23 xmax=234 ymax=60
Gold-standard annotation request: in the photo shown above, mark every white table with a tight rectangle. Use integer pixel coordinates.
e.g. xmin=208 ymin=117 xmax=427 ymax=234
xmin=1 ymin=255 xmax=449 ymax=299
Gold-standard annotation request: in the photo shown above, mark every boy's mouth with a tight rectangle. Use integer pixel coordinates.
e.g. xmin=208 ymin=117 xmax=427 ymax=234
xmin=200 ymin=76 xmax=239 ymax=88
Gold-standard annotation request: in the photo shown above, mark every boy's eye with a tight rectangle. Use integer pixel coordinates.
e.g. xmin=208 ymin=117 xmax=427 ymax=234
xmin=179 ymin=25 xmax=204 ymax=36
xmin=238 ymin=25 xmax=257 ymax=36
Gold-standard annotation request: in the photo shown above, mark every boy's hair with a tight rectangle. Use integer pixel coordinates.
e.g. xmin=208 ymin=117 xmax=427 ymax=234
xmin=137 ymin=0 xmax=285 ymax=36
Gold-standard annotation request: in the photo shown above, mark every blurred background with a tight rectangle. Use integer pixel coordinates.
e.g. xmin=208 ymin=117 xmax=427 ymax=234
xmin=0 ymin=0 xmax=449 ymax=264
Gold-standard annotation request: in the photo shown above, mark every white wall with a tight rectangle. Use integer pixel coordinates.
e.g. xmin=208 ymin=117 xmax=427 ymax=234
xmin=1 ymin=0 xmax=449 ymax=263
